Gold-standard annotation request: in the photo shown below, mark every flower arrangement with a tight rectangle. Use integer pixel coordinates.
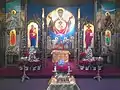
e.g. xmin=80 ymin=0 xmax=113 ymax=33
xmin=80 ymin=52 xmax=86 ymax=59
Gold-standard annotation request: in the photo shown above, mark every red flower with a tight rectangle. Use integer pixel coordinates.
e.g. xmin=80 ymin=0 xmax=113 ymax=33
xmin=80 ymin=52 xmax=86 ymax=58
xmin=80 ymin=52 xmax=86 ymax=57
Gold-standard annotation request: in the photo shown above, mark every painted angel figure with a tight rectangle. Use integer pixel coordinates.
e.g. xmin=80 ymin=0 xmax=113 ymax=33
xmin=70 ymin=36 xmax=74 ymax=49
xmin=63 ymin=37 xmax=69 ymax=49
xmin=52 ymin=37 xmax=59 ymax=49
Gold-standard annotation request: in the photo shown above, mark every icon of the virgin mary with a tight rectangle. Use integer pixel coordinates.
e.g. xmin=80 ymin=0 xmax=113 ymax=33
xmin=47 ymin=7 xmax=75 ymax=35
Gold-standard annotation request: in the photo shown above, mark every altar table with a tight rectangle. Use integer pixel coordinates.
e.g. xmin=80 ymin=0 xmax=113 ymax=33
xmin=47 ymin=83 xmax=80 ymax=90
xmin=47 ymin=75 xmax=80 ymax=90
xmin=51 ymin=50 xmax=70 ymax=63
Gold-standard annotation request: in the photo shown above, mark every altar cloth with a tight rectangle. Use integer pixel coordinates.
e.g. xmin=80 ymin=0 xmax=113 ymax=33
xmin=47 ymin=75 xmax=80 ymax=90
xmin=51 ymin=50 xmax=70 ymax=63
xmin=47 ymin=83 xmax=80 ymax=90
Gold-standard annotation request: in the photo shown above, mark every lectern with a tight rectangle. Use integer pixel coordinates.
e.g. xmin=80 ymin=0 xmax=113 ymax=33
xmin=51 ymin=50 xmax=70 ymax=63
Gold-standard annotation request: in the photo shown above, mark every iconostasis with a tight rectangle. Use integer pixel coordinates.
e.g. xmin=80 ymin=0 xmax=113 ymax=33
xmin=26 ymin=1 xmax=120 ymax=66
xmin=5 ymin=0 xmax=25 ymax=65
xmin=3 ymin=0 xmax=120 ymax=66
xmin=6 ymin=0 xmax=22 ymax=49
xmin=5 ymin=1 xmax=95 ymax=65
xmin=96 ymin=1 xmax=115 ymax=55
xmin=95 ymin=1 xmax=120 ymax=65
xmin=27 ymin=2 xmax=94 ymax=52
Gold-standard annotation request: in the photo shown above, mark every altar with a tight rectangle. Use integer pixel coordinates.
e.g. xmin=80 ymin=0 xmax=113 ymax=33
xmin=47 ymin=82 xmax=80 ymax=90
xmin=51 ymin=50 xmax=70 ymax=63
xmin=47 ymin=74 xmax=80 ymax=90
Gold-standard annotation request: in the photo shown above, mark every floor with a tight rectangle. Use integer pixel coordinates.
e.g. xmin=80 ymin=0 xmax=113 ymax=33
xmin=0 ymin=78 xmax=120 ymax=90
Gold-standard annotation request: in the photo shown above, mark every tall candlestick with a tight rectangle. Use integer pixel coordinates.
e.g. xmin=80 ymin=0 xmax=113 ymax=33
xmin=78 ymin=8 xmax=80 ymax=19
xmin=42 ymin=8 xmax=44 ymax=18
xmin=54 ymin=64 xmax=57 ymax=72
xmin=68 ymin=65 xmax=71 ymax=73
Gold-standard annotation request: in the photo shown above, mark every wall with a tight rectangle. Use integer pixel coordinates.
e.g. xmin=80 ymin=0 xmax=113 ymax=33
xmin=27 ymin=2 xmax=94 ymax=21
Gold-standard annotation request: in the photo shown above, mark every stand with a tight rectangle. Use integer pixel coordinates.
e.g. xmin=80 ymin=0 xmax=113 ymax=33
xmin=94 ymin=65 xmax=102 ymax=82
xmin=21 ymin=64 xmax=30 ymax=82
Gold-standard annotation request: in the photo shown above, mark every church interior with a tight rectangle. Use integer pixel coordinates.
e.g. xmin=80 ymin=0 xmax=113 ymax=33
xmin=0 ymin=0 xmax=120 ymax=90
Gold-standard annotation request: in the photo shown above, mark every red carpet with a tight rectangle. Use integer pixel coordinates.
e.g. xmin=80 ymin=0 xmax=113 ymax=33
xmin=0 ymin=60 xmax=120 ymax=78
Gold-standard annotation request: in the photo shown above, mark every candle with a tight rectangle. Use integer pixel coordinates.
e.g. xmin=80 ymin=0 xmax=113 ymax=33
xmin=54 ymin=64 xmax=57 ymax=72
xmin=42 ymin=8 xmax=44 ymax=18
xmin=68 ymin=65 xmax=70 ymax=72
xmin=78 ymin=8 xmax=80 ymax=19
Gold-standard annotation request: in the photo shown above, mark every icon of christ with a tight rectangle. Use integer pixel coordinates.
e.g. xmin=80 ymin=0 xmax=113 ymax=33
xmin=84 ymin=24 xmax=94 ymax=50
xmin=47 ymin=8 xmax=75 ymax=35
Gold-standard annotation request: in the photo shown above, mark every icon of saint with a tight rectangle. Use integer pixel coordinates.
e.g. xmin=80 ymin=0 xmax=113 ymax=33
xmin=104 ymin=12 xmax=111 ymax=27
xmin=105 ymin=31 xmax=111 ymax=46
xmin=85 ymin=24 xmax=93 ymax=50
xmin=10 ymin=30 xmax=16 ymax=46
xmin=29 ymin=25 xmax=37 ymax=47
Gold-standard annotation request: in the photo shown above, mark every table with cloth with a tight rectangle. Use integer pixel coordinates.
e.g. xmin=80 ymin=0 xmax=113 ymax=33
xmin=18 ymin=60 xmax=42 ymax=71
xmin=18 ymin=59 xmax=42 ymax=82
xmin=47 ymin=74 xmax=80 ymax=90
xmin=51 ymin=50 xmax=70 ymax=63
xmin=79 ymin=57 xmax=103 ymax=70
